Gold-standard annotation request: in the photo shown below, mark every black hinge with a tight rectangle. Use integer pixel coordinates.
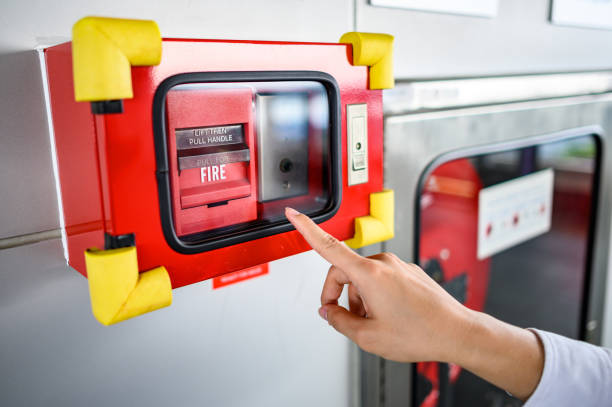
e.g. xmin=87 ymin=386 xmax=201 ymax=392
xmin=104 ymin=232 xmax=135 ymax=250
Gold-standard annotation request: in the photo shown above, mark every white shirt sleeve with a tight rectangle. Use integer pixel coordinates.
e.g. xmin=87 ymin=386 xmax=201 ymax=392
xmin=524 ymin=329 xmax=612 ymax=406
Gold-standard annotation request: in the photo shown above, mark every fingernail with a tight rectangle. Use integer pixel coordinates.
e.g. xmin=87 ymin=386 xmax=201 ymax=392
xmin=318 ymin=306 xmax=328 ymax=321
xmin=285 ymin=207 xmax=301 ymax=219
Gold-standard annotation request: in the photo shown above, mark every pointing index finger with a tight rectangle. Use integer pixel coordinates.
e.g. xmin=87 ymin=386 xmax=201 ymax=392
xmin=285 ymin=207 xmax=365 ymax=274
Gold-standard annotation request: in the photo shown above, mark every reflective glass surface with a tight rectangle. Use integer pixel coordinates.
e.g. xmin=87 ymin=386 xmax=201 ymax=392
xmin=164 ymin=81 xmax=334 ymax=243
xmin=415 ymin=134 xmax=599 ymax=407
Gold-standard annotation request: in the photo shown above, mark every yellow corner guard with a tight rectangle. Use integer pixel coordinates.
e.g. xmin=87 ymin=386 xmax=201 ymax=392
xmin=339 ymin=32 xmax=394 ymax=90
xmin=346 ymin=189 xmax=395 ymax=249
xmin=72 ymin=16 xmax=162 ymax=102
xmin=84 ymin=247 xmax=172 ymax=325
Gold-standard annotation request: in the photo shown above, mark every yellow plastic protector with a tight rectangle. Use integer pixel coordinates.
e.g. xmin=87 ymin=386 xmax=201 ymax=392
xmin=84 ymin=247 xmax=172 ymax=325
xmin=72 ymin=16 xmax=162 ymax=102
xmin=346 ymin=189 xmax=395 ymax=249
xmin=339 ymin=32 xmax=394 ymax=90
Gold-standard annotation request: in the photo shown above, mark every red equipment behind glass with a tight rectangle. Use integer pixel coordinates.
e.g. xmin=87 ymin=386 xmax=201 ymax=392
xmin=417 ymin=159 xmax=491 ymax=407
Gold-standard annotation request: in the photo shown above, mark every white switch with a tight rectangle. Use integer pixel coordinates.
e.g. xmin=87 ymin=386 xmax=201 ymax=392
xmin=347 ymin=104 xmax=368 ymax=185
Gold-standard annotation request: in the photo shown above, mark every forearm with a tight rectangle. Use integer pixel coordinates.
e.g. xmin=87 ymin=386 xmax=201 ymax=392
xmin=449 ymin=309 xmax=544 ymax=401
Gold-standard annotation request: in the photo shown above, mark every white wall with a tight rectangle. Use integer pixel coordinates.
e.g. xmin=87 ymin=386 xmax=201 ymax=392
xmin=0 ymin=240 xmax=354 ymax=407
xmin=0 ymin=0 xmax=353 ymax=49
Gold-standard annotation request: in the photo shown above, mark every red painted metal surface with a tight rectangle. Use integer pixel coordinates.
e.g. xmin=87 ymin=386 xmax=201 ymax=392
xmin=45 ymin=38 xmax=383 ymax=289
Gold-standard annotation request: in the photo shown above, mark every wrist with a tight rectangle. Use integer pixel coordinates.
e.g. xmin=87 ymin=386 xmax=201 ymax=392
xmin=447 ymin=309 xmax=544 ymax=400
xmin=435 ymin=305 xmax=480 ymax=365
xmin=449 ymin=309 xmax=495 ymax=367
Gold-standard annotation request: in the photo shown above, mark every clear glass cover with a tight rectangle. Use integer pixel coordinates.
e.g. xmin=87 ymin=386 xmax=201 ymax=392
xmin=415 ymin=134 xmax=599 ymax=406
xmin=164 ymin=80 xmax=334 ymax=242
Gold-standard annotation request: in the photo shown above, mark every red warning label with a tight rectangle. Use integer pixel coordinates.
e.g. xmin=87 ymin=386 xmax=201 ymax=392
xmin=212 ymin=263 xmax=269 ymax=289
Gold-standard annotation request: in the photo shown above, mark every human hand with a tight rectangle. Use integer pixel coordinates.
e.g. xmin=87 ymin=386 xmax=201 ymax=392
xmin=284 ymin=207 xmax=472 ymax=363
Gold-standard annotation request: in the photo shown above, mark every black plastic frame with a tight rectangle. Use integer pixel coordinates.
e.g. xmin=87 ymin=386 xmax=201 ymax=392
xmin=411 ymin=126 xmax=603 ymax=407
xmin=153 ymin=71 xmax=342 ymax=254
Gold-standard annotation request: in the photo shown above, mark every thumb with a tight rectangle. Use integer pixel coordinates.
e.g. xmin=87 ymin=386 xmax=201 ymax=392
xmin=320 ymin=304 xmax=367 ymax=342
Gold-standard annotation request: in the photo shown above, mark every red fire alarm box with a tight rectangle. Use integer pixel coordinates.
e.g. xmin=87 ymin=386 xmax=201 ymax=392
xmin=43 ymin=17 xmax=395 ymax=324
xmin=157 ymin=74 xmax=342 ymax=252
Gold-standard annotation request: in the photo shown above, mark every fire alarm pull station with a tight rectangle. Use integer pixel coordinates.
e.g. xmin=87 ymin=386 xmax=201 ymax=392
xmin=160 ymin=77 xmax=337 ymax=247
xmin=44 ymin=16 xmax=395 ymax=324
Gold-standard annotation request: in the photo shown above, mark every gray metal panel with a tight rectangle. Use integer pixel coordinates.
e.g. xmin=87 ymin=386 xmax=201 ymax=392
xmin=256 ymin=94 xmax=310 ymax=201
xmin=360 ymin=352 xmax=412 ymax=407
xmin=356 ymin=242 xmax=413 ymax=407
xmin=0 ymin=51 xmax=59 ymax=239
xmin=383 ymin=72 xmax=612 ymax=115
xmin=605 ymin=237 xmax=612 ymax=348
xmin=384 ymin=95 xmax=612 ymax=345
xmin=355 ymin=244 xmax=383 ymax=407
xmin=384 ymin=360 xmax=412 ymax=407
xmin=0 ymin=239 xmax=353 ymax=407
xmin=357 ymin=0 xmax=612 ymax=79
xmin=381 ymin=239 xmax=412 ymax=407
xmin=357 ymin=242 xmax=383 ymax=258
xmin=360 ymin=350 xmax=383 ymax=407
